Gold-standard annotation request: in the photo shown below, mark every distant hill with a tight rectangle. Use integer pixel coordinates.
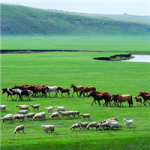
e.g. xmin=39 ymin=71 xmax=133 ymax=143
xmin=1 ymin=4 xmax=150 ymax=36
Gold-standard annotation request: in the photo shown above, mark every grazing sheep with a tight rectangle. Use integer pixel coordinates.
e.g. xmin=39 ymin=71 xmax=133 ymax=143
xmin=49 ymin=112 xmax=59 ymax=120
xmin=26 ymin=113 xmax=35 ymax=120
xmin=30 ymin=104 xmax=40 ymax=111
xmin=15 ymin=110 xmax=28 ymax=115
xmin=59 ymin=111 xmax=71 ymax=119
xmin=108 ymin=117 xmax=118 ymax=121
xmin=70 ymin=123 xmax=81 ymax=131
xmin=134 ymin=96 xmax=142 ymax=106
xmin=0 ymin=115 xmax=14 ymax=123
xmin=4 ymin=114 xmax=13 ymax=117
xmin=80 ymin=113 xmax=91 ymax=120
xmin=33 ymin=112 xmax=46 ymax=121
xmin=78 ymin=122 xmax=89 ymax=130
xmin=41 ymin=125 xmax=55 ymax=133
xmin=123 ymin=118 xmax=134 ymax=128
xmin=86 ymin=122 xmax=98 ymax=130
xmin=44 ymin=107 xmax=53 ymax=114
xmin=107 ymin=120 xmax=120 ymax=130
xmin=55 ymin=106 xmax=67 ymax=112
xmin=14 ymin=125 xmax=25 ymax=134
xmin=74 ymin=111 xmax=80 ymax=117
xmin=16 ymin=105 xmax=29 ymax=110
xmin=13 ymin=114 xmax=26 ymax=122
xmin=68 ymin=111 xmax=78 ymax=118
xmin=0 ymin=105 xmax=7 ymax=112
xmin=96 ymin=122 xmax=110 ymax=130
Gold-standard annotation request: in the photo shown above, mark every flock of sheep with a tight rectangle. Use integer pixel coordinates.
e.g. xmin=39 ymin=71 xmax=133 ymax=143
xmin=0 ymin=104 xmax=134 ymax=134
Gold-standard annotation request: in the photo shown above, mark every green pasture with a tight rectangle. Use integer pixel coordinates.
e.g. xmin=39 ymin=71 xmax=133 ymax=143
xmin=1 ymin=35 xmax=150 ymax=53
xmin=1 ymin=52 xmax=150 ymax=150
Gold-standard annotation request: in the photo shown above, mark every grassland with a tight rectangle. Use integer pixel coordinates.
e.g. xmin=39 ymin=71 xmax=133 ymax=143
xmin=1 ymin=35 xmax=150 ymax=53
xmin=1 ymin=52 xmax=150 ymax=150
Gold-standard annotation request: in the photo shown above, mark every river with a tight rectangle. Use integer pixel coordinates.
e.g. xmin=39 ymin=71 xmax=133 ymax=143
xmin=122 ymin=55 xmax=150 ymax=62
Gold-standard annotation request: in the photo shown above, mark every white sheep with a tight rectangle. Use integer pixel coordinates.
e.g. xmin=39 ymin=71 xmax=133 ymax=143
xmin=4 ymin=114 xmax=13 ymax=117
xmin=0 ymin=105 xmax=7 ymax=112
xmin=13 ymin=114 xmax=26 ymax=122
xmin=70 ymin=123 xmax=81 ymax=131
xmin=14 ymin=125 xmax=25 ymax=134
xmin=80 ymin=113 xmax=91 ymax=120
xmin=68 ymin=111 xmax=77 ymax=118
xmin=59 ymin=111 xmax=71 ymax=119
xmin=49 ymin=112 xmax=59 ymax=119
xmin=16 ymin=105 xmax=29 ymax=110
xmin=30 ymin=104 xmax=40 ymax=111
xmin=41 ymin=125 xmax=55 ymax=133
xmin=0 ymin=115 xmax=14 ymax=123
xmin=107 ymin=120 xmax=120 ymax=130
xmin=26 ymin=113 xmax=35 ymax=120
xmin=78 ymin=122 xmax=89 ymax=130
xmin=123 ymin=118 xmax=134 ymax=128
xmin=15 ymin=110 xmax=28 ymax=115
xmin=55 ymin=106 xmax=67 ymax=112
xmin=86 ymin=122 xmax=98 ymax=130
xmin=33 ymin=112 xmax=46 ymax=121
xmin=44 ymin=107 xmax=53 ymax=114
xmin=74 ymin=111 xmax=80 ymax=117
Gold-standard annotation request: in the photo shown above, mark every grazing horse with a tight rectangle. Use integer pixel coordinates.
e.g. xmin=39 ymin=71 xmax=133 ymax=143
xmin=70 ymin=84 xmax=84 ymax=97
xmin=2 ymin=88 xmax=21 ymax=101
xmin=79 ymin=86 xmax=96 ymax=97
xmin=87 ymin=91 xmax=111 ymax=106
xmin=46 ymin=86 xmax=59 ymax=97
xmin=138 ymin=92 xmax=150 ymax=106
xmin=57 ymin=87 xmax=70 ymax=97
xmin=110 ymin=94 xmax=133 ymax=107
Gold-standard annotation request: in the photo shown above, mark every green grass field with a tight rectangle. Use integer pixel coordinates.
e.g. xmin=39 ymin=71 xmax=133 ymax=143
xmin=1 ymin=35 xmax=150 ymax=53
xmin=1 ymin=52 xmax=150 ymax=150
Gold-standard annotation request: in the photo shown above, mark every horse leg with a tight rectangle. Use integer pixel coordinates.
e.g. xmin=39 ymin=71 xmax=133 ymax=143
xmin=143 ymin=100 xmax=146 ymax=106
xmin=91 ymin=99 xmax=96 ymax=106
xmin=147 ymin=100 xmax=150 ymax=106
xmin=98 ymin=100 xmax=100 ymax=106
xmin=76 ymin=92 xmax=79 ymax=97
xmin=10 ymin=95 xmax=14 ymax=101
xmin=72 ymin=91 xmax=74 ymax=97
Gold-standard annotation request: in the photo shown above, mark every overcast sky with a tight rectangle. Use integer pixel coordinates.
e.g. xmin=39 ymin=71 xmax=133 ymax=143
xmin=1 ymin=0 xmax=150 ymax=16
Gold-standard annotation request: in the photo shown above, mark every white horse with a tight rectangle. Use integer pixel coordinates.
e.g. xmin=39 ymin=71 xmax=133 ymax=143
xmin=46 ymin=86 xmax=59 ymax=97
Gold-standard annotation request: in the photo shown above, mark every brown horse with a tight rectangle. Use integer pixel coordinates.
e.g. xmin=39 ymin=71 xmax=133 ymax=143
xmin=134 ymin=96 xmax=142 ymax=106
xmin=70 ymin=84 xmax=84 ymax=97
xmin=138 ymin=92 xmax=150 ymax=106
xmin=110 ymin=94 xmax=133 ymax=107
xmin=12 ymin=85 xmax=32 ymax=90
xmin=87 ymin=91 xmax=111 ymax=106
xmin=57 ymin=87 xmax=70 ymax=97
xmin=79 ymin=86 xmax=96 ymax=97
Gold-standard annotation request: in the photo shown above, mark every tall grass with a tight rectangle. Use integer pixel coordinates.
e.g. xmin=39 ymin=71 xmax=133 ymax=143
xmin=1 ymin=52 xmax=150 ymax=150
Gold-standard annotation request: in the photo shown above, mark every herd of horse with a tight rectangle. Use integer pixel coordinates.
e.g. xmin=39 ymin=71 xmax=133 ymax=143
xmin=2 ymin=84 xmax=150 ymax=107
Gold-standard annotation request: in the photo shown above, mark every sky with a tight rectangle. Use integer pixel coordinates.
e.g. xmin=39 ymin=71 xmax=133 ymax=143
xmin=1 ymin=0 xmax=150 ymax=16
